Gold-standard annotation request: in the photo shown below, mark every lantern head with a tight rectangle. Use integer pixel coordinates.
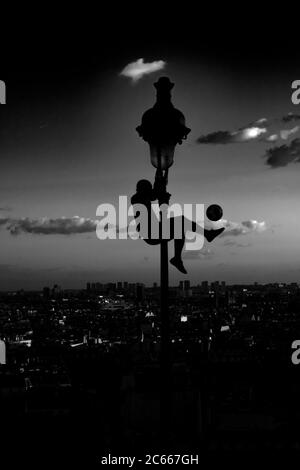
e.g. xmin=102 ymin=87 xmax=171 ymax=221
xmin=136 ymin=77 xmax=191 ymax=170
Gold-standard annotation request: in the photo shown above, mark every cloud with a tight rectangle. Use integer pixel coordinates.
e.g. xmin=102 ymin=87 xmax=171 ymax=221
xmin=280 ymin=126 xmax=299 ymax=140
xmin=265 ymin=134 xmax=279 ymax=142
xmin=197 ymin=130 xmax=234 ymax=144
xmin=120 ymin=58 xmax=166 ymax=83
xmin=182 ymin=220 xmax=264 ymax=259
xmin=264 ymin=138 xmax=300 ymax=168
xmin=197 ymin=126 xmax=267 ymax=144
xmin=252 ymin=117 xmax=269 ymax=125
xmin=216 ymin=219 xmax=267 ymax=237
xmin=0 ymin=215 xmax=267 ymax=242
xmin=0 ymin=216 xmax=98 ymax=235
xmin=196 ymin=113 xmax=300 ymax=169
xmin=0 ymin=205 xmax=12 ymax=212
xmin=197 ymin=114 xmax=300 ymax=146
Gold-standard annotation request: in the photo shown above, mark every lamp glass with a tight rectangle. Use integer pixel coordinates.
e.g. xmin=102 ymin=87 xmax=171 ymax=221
xmin=149 ymin=142 xmax=176 ymax=170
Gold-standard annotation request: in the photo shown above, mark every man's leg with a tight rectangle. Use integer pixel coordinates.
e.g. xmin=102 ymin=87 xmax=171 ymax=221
xmin=170 ymin=236 xmax=187 ymax=274
xmin=189 ymin=219 xmax=224 ymax=242
xmin=174 ymin=238 xmax=185 ymax=260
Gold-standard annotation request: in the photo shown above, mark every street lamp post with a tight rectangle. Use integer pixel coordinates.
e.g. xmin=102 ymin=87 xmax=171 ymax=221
xmin=137 ymin=77 xmax=190 ymax=438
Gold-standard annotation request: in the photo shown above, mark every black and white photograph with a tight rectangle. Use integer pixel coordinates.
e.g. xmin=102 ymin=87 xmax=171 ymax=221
xmin=1 ymin=9 xmax=300 ymax=465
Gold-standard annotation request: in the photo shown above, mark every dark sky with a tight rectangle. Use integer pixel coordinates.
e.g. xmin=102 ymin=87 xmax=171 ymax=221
xmin=1 ymin=12 xmax=300 ymax=289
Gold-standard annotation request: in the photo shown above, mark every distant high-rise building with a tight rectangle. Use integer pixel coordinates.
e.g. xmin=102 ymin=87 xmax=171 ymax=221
xmin=179 ymin=281 xmax=184 ymax=290
xmin=184 ymin=280 xmax=190 ymax=291
xmin=211 ymin=281 xmax=219 ymax=292
xmin=105 ymin=283 xmax=116 ymax=293
xmin=43 ymin=286 xmax=51 ymax=299
xmin=201 ymin=281 xmax=208 ymax=292
xmin=117 ymin=282 xmax=123 ymax=290
xmin=153 ymin=282 xmax=158 ymax=288
xmin=123 ymin=282 xmax=129 ymax=290
xmin=86 ymin=282 xmax=91 ymax=291
xmin=136 ymin=283 xmax=145 ymax=302
xmin=52 ymin=284 xmax=61 ymax=296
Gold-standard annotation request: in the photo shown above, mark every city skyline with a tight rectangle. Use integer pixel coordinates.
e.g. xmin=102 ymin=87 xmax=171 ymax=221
xmin=2 ymin=278 xmax=300 ymax=293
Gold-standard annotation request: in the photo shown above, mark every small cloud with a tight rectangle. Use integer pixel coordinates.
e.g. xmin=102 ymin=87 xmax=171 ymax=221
xmin=240 ymin=127 xmax=267 ymax=140
xmin=0 ymin=205 xmax=12 ymax=212
xmin=266 ymin=134 xmax=279 ymax=142
xmin=253 ymin=117 xmax=268 ymax=125
xmin=264 ymin=138 xmax=300 ymax=168
xmin=280 ymin=126 xmax=299 ymax=140
xmin=120 ymin=58 xmax=166 ymax=83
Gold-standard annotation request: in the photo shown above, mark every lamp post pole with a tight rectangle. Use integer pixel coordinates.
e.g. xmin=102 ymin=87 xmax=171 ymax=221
xmin=160 ymin=233 xmax=170 ymax=435
xmin=156 ymin=165 xmax=171 ymax=437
